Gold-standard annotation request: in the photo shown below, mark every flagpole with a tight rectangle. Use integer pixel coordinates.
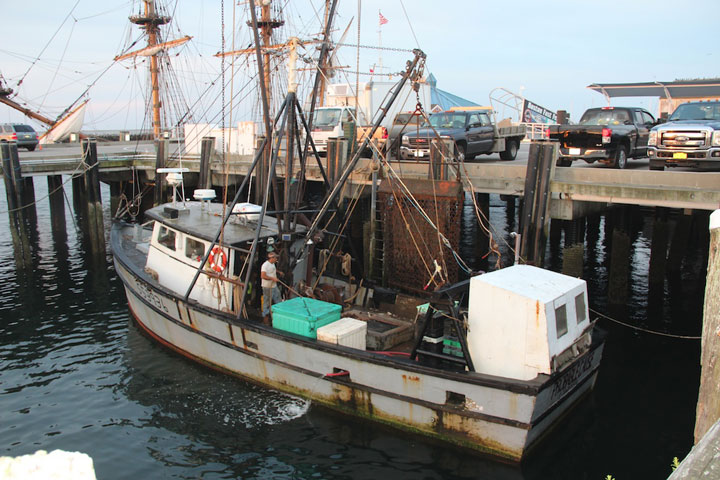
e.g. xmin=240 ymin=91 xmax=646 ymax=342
xmin=378 ymin=9 xmax=382 ymax=78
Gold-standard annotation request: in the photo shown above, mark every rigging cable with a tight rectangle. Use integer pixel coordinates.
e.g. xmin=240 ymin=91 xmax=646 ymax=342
xmin=15 ymin=0 xmax=81 ymax=89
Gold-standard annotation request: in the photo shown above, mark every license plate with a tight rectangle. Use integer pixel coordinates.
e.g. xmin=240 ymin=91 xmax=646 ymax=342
xmin=568 ymin=148 xmax=581 ymax=155
xmin=673 ymin=152 xmax=687 ymax=159
xmin=414 ymin=150 xmax=424 ymax=158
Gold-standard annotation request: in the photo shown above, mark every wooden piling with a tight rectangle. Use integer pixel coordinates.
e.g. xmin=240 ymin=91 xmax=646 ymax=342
xmin=562 ymin=218 xmax=585 ymax=278
xmin=429 ymin=139 xmax=450 ymax=181
xmin=47 ymin=175 xmax=66 ymax=236
xmin=154 ymin=138 xmax=169 ymax=206
xmin=607 ymin=208 xmax=631 ymax=305
xmin=668 ymin=213 xmax=692 ymax=273
xmin=694 ymin=209 xmax=720 ymax=443
xmin=81 ymin=139 xmax=105 ymax=254
xmin=474 ymin=192 xmax=490 ymax=272
xmin=1 ymin=142 xmax=23 ymax=211
xmin=254 ymin=136 xmax=266 ymax=205
xmin=1 ymin=143 xmax=33 ymax=269
xmin=199 ymin=136 xmax=215 ymax=191
xmin=649 ymin=207 xmax=669 ymax=285
xmin=519 ymin=141 xmax=558 ymax=266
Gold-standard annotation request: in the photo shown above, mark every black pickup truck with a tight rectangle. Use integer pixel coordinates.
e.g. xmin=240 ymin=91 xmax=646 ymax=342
xmin=399 ymin=107 xmax=525 ymax=161
xmin=547 ymin=107 xmax=656 ymax=168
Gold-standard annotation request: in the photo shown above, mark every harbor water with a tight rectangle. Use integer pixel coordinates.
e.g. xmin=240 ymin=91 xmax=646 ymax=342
xmin=0 ymin=180 xmax=705 ymax=479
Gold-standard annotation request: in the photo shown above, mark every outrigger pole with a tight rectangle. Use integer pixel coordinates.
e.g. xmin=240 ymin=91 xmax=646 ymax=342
xmin=182 ymin=0 xmax=340 ymax=315
xmin=291 ymin=49 xmax=427 ymax=270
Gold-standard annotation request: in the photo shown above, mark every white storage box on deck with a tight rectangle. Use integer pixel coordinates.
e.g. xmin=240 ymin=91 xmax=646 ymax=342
xmin=232 ymin=202 xmax=262 ymax=223
xmin=317 ymin=317 xmax=367 ymax=350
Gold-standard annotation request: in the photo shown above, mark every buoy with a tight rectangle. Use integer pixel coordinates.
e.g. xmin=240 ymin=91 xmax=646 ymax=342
xmin=208 ymin=246 xmax=227 ymax=273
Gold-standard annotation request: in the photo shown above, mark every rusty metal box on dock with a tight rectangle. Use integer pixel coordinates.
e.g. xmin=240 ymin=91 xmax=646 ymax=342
xmin=271 ymin=297 xmax=341 ymax=338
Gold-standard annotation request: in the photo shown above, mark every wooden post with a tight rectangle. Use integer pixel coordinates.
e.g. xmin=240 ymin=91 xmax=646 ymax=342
xmin=429 ymin=138 xmax=451 ymax=181
xmin=694 ymin=209 xmax=720 ymax=443
xmin=1 ymin=142 xmax=23 ymax=211
xmin=668 ymin=213 xmax=692 ymax=273
xmin=562 ymin=218 xmax=585 ymax=278
xmin=47 ymin=175 xmax=66 ymax=236
xmin=154 ymin=138 xmax=169 ymax=206
xmin=199 ymin=136 xmax=215 ymax=191
xmin=327 ymin=138 xmax=338 ymax=186
xmin=254 ymin=136 xmax=266 ymax=205
xmin=519 ymin=141 xmax=557 ymax=266
xmin=608 ymin=207 xmax=631 ymax=306
xmin=82 ymin=139 xmax=105 ymax=255
xmin=1 ymin=142 xmax=32 ymax=269
xmin=474 ymin=192 xmax=490 ymax=272
xmin=649 ymin=207 xmax=669 ymax=285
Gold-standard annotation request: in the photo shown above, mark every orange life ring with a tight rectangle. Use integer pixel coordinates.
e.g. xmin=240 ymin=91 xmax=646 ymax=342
xmin=208 ymin=246 xmax=227 ymax=273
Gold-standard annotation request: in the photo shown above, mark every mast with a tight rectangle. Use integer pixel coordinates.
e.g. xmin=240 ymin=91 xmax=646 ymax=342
xmin=130 ymin=0 xmax=170 ymax=139
xmin=0 ymin=92 xmax=56 ymax=126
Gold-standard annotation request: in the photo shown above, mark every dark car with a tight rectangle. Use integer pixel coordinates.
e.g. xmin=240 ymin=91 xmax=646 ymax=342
xmin=0 ymin=123 xmax=39 ymax=151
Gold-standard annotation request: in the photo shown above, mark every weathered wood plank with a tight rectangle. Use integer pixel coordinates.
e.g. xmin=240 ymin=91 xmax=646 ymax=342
xmin=695 ymin=210 xmax=720 ymax=442
xmin=669 ymin=417 xmax=720 ymax=479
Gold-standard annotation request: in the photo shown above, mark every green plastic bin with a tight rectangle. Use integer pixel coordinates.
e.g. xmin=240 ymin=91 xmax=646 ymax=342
xmin=271 ymin=297 xmax=342 ymax=338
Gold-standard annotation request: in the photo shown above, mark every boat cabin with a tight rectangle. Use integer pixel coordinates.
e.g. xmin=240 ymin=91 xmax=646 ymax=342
xmin=466 ymin=265 xmax=592 ymax=381
xmin=143 ymin=202 xmax=280 ymax=313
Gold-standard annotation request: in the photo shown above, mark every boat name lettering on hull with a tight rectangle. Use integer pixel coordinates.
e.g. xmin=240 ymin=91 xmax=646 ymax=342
xmin=134 ymin=279 xmax=169 ymax=313
xmin=550 ymin=351 xmax=594 ymax=400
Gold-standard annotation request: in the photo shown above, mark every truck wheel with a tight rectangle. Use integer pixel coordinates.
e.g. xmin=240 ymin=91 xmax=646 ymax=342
xmin=499 ymin=139 xmax=518 ymax=160
xmin=613 ymin=146 xmax=628 ymax=169
xmin=556 ymin=157 xmax=572 ymax=167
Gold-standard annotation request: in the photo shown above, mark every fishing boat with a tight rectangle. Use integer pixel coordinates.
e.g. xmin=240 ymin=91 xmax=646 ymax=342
xmin=111 ymin=0 xmax=604 ymax=461
xmin=111 ymin=195 xmax=604 ymax=462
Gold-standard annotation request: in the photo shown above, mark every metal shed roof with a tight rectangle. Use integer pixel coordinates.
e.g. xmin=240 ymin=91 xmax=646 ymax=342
xmin=588 ymin=79 xmax=720 ymax=99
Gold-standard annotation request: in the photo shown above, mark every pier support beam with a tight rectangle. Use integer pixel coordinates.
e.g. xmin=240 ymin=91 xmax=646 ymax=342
xmin=519 ymin=141 xmax=558 ymax=266
xmin=47 ymin=175 xmax=67 ymax=237
xmin=199 ymin=136 xmax=215 ymax=191
xmin=668 ymin=212 xmax=692 ymax=274
xmin=562 ymin=218 xmax=585 ymax=278
xmin=474 ymin=192 xmax=490 ymax=272
xmin=649 ymin=207 xmax=670 ymax=285
xmin=608 ymin=207 xmax=631 ymax=306
xmin=694 ymin=210 xmax=720 ymax=443
xmin=1 ymin=143 xmax=32 ymax=269
xmin=82 ymin=139 xmax=105 ymax=255
xmin=1 ymin=142 xmax=24 ymax=211
xmin=154 ymin=138 xmax=169 ymax=206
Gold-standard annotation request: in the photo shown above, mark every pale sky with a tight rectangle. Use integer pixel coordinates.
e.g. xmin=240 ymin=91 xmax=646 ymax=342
xmin=1 ymin=0 xmax=718 ymax=131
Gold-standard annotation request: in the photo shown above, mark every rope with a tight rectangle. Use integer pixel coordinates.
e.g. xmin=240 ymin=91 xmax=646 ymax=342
xmin=591 ymin=308 xmax=701 ymax=340
xmin=0 ymin=154 xmax=96 ymax=215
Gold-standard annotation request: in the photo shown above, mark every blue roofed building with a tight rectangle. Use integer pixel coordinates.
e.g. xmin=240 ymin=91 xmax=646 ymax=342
xmin=428 ymin=73 xmax=479 ymax=112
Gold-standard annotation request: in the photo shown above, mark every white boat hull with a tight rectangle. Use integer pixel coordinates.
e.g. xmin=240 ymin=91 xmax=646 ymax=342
xmin=113 ymin=244 xmax=604 ymax=461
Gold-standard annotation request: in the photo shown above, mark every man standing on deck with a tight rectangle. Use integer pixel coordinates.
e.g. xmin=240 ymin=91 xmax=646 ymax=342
xmin=261 ymin=251 xmax=282 ymax=325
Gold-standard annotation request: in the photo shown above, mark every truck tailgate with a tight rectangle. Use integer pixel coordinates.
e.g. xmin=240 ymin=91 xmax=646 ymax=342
xmin=549 ymin=125 xmax=604 ymax=149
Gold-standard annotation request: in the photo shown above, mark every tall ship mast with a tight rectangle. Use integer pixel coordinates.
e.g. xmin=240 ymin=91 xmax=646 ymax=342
xmin=117 ymin=0 xmax=191 ymax=139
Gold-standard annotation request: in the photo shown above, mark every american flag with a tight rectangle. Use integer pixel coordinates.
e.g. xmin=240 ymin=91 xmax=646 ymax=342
xmin=379 ymin=12 xmax=388 ymax=26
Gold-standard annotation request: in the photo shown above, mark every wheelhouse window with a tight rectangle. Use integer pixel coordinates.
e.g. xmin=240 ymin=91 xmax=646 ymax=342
xmin=157 ymin=226 xmax=176 ymax=251
xmin=185 ymin=237 xmax=205 ymax=262
xmin=575 ymin=293 xmax=587 ymax=324
xmin=555 ymin=304 xmax=568 ymax=338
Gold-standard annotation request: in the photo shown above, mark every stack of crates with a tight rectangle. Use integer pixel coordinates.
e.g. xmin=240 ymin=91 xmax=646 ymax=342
xmin=442 ymin=320 xmax=464 ymax=359
xmin=271 ymin=297 xmax=342 ymax=339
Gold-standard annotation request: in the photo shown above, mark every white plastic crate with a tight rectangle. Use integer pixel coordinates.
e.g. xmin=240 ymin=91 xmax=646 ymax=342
xmin=317 ymin=317 xmax=367 ymax=350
